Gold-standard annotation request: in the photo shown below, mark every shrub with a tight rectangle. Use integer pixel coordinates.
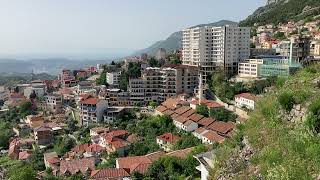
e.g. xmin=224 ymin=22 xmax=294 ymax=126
xmin=305 ymin=98 xmax=320 ymax=133
xmin=278 ymin=91 xmax=295 ymax=111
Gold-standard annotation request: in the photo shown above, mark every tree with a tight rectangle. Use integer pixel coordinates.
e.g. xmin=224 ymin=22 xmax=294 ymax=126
xmin=196 ymin=105 xmax=209 ymax=117
xmin=96 ymin=72 xmax=107 ymax=86
xmin=9 ymin=166 xmax=36 ymax=180
xmin=173 ymin=134 xmax=201 ymax=150
xmin=209 ymin=108 xmax=237 ymax=122
xmin=54 ymin=136 xmax=76 ymax=156
xmin=148 ymin=57 xmax=159 ymax=67
xmin=149 ymin=101 xmax=158 ymax=109
xmin=273 ymin=32 xmax=286 ymax=40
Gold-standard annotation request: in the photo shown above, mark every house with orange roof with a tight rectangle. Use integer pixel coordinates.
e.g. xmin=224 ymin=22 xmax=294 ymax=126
xmin=173 ymin=116 xmax=198 ymax=132
xmin=208 ymin=121 xmax=235 ymax=137
xmin=193 ymin=127 xmax=209 ymax=140
xmin=44 ymin=152 xmax=60 ymax=173
xmin=202 ymin=130 xmax=225 ymax=144
xmin=235 ymin=93 xmax=257 ymax=110
xmin=25 ymin=115 xmax=45 ymax=128
xmin=18 ymin=150 xmax=32 ymax=161
xmin=59 ymin=157 xmax=96 ymax=176
xmin=116 ymin=147 xmax=194 ymax=175
xmin=156 ymin=133 xmax=180 ymax=152
xmin=90 ymin=168 xmax=130 ymax=180
xmin=98 ymin=130 xmax=130 ymax=156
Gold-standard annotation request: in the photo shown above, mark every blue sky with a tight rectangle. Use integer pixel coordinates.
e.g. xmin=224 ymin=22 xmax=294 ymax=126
xmin=0 ymin=0 xmax=265 ymax=59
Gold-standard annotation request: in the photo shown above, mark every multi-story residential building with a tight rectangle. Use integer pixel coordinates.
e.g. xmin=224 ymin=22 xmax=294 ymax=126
xmin=106 ymin=71 xmax=122 ymax=87
xmin=238 ymin=59 xmax=264 ymax=78
xmin=310 ymin=40 xmax=320 ymax=57
xmin=34 ymin=125 xmax=53 ymax=145
xmin=45 ymin=93 xmax=63 ymax=113
xmin=128 ymin=78 xmax=145 ymax=106
xmin=80 ymin=97 xmax=108 ymax=126
xmin=155 ymin=48 xmax=167 ymax=60
xmin=182 ymin=25 xmax=250 ymax=82
xmin=23 ymin=81 xmax=47 ymax=98
xmin=76 ymin=81 xmax=94 ymax=95
xmin=59 ymin=69 xmax=77 ymax=87
xmin=128 ymin=65 xmax=199 ymax=104
xmin=279 ymin=37 xmax=311 ymax=62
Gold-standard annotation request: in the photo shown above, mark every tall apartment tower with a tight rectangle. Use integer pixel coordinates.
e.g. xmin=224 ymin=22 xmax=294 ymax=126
xmin=182 ymin=25 xmax=250 ymax=82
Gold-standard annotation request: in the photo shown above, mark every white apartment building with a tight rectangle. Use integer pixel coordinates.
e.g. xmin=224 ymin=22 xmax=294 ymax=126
xmin=235 ymin=93 xmax=256 ymax=110
xmin=182 ymin=25 xmax=250 ymax=82
xmin=80 ymin=97 xmax=108 ymax=126
xmin=106 ymin=71 xmax=121 ymax=87
xmin=238 ymin=59 xmax=264 ymax=78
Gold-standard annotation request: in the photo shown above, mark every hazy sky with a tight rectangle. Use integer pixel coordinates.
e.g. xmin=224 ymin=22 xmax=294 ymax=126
xmin=0 ymin=0 xmax=265 ymax=58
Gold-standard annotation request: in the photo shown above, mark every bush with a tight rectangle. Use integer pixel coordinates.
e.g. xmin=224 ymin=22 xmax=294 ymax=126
xmin=278 ymin=91 xmax=295 ymax=111
xmin=305 ymin=98 xmax=320 ymax=133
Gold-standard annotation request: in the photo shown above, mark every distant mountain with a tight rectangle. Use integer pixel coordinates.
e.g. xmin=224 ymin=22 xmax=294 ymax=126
xmin=133 ymin=20 xmax=238 ymax=56
xmin=240 ymin=0 xmax=320 ymax=26
xmin=0 ymin=59 xmax=113 ymax=75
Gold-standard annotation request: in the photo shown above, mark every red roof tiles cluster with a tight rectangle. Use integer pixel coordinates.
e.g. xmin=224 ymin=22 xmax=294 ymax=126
xmin=60 ymin=157 xmax=95 ymax=175
xmin=157 ymin=133 xmax=180 ymax=144
xmin=90 ymin=168 xmax=130 ymax=180
xmin=202 ymin=130 xmax=225 ymax=143
xmin=117 ymin=147 xmax=194 ymax=174
xmin=235 ymin=93 xmax=257 ymax=101
xmin=81 ymin=97 xmax=99 ymax=105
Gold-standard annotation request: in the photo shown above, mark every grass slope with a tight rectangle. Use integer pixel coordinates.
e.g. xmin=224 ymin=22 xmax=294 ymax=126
xmin=210 ymin=65 xmax=320 ymax=179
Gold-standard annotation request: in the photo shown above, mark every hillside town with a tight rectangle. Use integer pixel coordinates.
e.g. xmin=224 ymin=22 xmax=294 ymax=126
xmin=0 ymin=1 xmax=320 ymax=180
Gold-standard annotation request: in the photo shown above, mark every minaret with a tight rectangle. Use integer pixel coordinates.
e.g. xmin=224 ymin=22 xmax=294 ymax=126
xmin=289 ymin=38 xmax=294 ymax=65
xmin=198 ymin=72 xmax=203 ymax=105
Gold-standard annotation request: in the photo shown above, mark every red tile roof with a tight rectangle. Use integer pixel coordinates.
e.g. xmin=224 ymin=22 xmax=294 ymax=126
xmin=181 ymin=109 xmax=195 ymax=118
xmin=81 ymin=97 xmax=99 ymax=105
xmin=203 ymin=130 xmax=225 ymax=143
xmin=155 ymin=106 xmax=167 ymax=113
xmin=86 ymin=144 xmax=105 ymax=153
xmin=188 ymin=114 xmax=204 ymax=122
xmin=171 ymin=113 xmax=179 ymax=118
xmin=47 ymin=157 xmax=60 ymax=164
xmin=163 ymin=109 xmax=175 ymax=116
xmin=194 ymin=127 xmax=208 ymax=135
xmin=117 ymin=156 xmax=152 ymax=174
xmin=117 ymin=151 xmax=165 ymax=174
xmin=191 ymin=99 xmax=224 ymax=108
xmin=60 ymin=157 xmax=95 ymax=175
xmin=208 ymin=121 xmax=235 ymax=135
xmin=157 ymin=133 xmax=180 ymax=144
xmin=198 ymin=118 xmax=216 ymax=127
xmin=90 ymin=168 xmax=130 ymax=180
xmin=71 ymin=144 xmax=90 ymax=154
xmin=19 ymin=151 xmax=32 ymax=160
xmin=235 ymin=93 xmax=257 ymax=101
xmin=174 ymin=106 xmax=192 ymax=115
xmin=166 ymin=147 xmax=194 ymax=159
xmin=173 ymin=116 xmax=189 ymax=124
xmin=126 ymin=134 xmax=141 ymax=143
